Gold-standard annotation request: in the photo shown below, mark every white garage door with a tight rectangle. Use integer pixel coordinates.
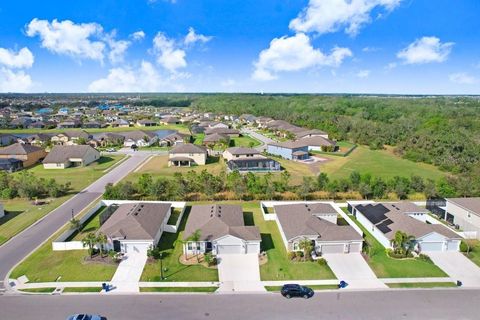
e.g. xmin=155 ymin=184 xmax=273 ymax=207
xmin=349 ymin=243 xmax=362 ymax=253
xmin=123 ymin=243 xmax=151 ymax=255
xmin=420 ymin=242 xmax=444 ymax=252
xmin=320 ymin=244 xmax=345 ymax=254
xmin=217 ymin=245 xmax=243 ymax=254
xmin=246 ymin=243 xmax=260 ymax=254
xmin=446 ymin=241 xmax=459 ymax=251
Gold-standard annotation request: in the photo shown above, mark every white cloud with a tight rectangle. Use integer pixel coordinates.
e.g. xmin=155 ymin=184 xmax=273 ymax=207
xmin=362 ymin=46 xmax=380 ymax=53
xmin=289 ymin=0 xmax=402 ymax=36
xmin=252 ymin=33 xmax=352 ymax=81
xmin=449 ymin=72 xmax=477 ymax=85
xmin=131 ymin=30 xmax=145 ymax=41
xmin=26 ymin=18 xmax=106 ymax=61
xmin=184 ymin=27 xmax=212 ymax=46
xmin=221 ymin=79 xmax=236 ymax=87
xmin=88 ymin=61 xmax=165 ymax=92
xmin=397 ymin=36 xmax=454 ymax=64
xmin=0 ymin=47 xmax=34 ymax=69
xmin=356 ymin=69 xmax=371 ymax=78
xmin=153 ymin=32 xmax=187 ymax=72
xmin=0 ymin=67 xmax=33 ymax=92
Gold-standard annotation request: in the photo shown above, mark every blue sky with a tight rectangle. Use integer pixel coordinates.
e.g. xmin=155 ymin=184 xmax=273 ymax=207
xmin=0 ymin=0 xmax=479 ymax=94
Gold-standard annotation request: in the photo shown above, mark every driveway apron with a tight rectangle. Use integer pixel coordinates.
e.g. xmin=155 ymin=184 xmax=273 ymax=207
xmin=217 ymin=254 xmax=265 ymax=292
xmin=425 ymin=251 xmax=480 ymax=287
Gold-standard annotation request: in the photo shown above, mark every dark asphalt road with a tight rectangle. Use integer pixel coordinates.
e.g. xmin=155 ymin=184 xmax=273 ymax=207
xmin=0 ymin=289 xmax=479 ymax=320
xmin=0 ymin=154 xmax=149 ymax=289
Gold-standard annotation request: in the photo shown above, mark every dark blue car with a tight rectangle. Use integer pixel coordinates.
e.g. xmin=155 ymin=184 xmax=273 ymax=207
xmin=280 ymin=284 xmax=314 ymax=299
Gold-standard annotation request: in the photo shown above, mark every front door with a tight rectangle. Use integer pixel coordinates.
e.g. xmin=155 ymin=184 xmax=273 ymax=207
xmin=113 ymin=240 xmax=121 ymax=252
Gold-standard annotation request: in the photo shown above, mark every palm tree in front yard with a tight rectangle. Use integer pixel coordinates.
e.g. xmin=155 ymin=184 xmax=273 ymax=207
xmin=82 ymin=232 xmax=97 ymax=258
xmin=187 ymin=229 xmax=202 ymax=263
xmin=298 ymin=238 xmax=314 ymax=262
xmin=96 ymin=232 xmax=108 ymax=257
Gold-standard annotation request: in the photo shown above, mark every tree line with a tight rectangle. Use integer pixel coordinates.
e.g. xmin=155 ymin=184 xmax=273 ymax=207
xmin=0 ymin=171 xmax=71 ymax=200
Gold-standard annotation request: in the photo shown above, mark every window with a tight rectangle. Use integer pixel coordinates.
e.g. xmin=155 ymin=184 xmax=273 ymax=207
xmin=187 ymin=243 xmax=193 ymax=250
xmin=293 ymin=242 xmax=299 ymax=251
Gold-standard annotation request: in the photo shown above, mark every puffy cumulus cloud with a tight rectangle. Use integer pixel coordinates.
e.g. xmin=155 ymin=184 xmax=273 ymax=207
xmin=289 ymin=0 xmax=402 ymax=36
xmin=356 ymin=69 xmax=371 ymax=78
xmin=26 ymin=18 xmax=106 ymax=61
xmin=131 ymin=30 xmax=145 ymax=41
xmin=88 ymin=61 xmax=165 ymax=92
xmin=449 ymin=72 xmax=477 ymax=85
xmin=153 ymin=32 xmax=187 ymax=72
xmin=107 ymin=39 xmax=130 ymax=64
xmin=252 ymin=33 xmax=352 ymax=81
xmin=397 ymin=36 xmax=454 ymax=64
xmin=0 ymin=68 xmax=33 ymax=92
xmin=184 ymin=27 xmax=212 ymax=46
xmin=0 ymin=47 xmax=34 ymax=69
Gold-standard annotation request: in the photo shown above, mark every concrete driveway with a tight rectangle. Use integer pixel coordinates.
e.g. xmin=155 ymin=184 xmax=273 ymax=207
xmin=425 ymin=251 xmax=480 ymax=287
xmin=323 ymin=253 xmax=387 ymax=289
xmin=110 ymin=250 xmax=148 ymax=293
xmin=217 ymin=254 xmax=265 ymax=292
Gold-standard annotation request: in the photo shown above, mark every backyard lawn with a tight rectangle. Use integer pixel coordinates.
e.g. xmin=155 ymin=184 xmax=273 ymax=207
xmin=318 ymin=146 xmax=446 ymax=180
xmin=230 ymin=135 xmax=261 ymax=148
xmin=347 ymin=211 xmax=447 ymax=278
xmin=0 ymin=156 xmax=124 ymax=246
xmin=463 ymin=240 xmax=480 ymax=267
xmin=243 ymin=202 xmax=336 ymax=280
xmin=140 ymin=207 xmax=219 ymax=282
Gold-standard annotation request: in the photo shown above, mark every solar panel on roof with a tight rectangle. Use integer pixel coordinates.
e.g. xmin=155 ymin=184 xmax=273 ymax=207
xmin=377 ymin=221 xmax=392 ymax=234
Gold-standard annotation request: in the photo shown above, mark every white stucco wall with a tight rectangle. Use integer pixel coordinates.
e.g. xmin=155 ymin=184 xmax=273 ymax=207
xmin=446 ymin=201 xmax=480 ymax=239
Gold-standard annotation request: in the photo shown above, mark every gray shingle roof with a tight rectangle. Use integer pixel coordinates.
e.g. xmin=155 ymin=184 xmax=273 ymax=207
xmin=447 ymin=198 xmax=480 ymax=216
xmin=170 ymin=143 xmax=207 ymax=154
xmin=43 ymin=145 xmax=98 ymax=164
xmin=0 ymin=143 xmax=44 ymax=155
xmin=225 ymin=147 xmax=260 ymax=156
xmin=183 ymin=204 xmax=261 ymax=241
xmin=99 ymin=202 xmax=171 ymax=240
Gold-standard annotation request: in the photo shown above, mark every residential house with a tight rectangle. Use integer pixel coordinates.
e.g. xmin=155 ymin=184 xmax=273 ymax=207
xmin=83 ymin=121 xmax=103 ymax=129
xmin=51 ymin=130 xmax=91 ymax=145
xmin=121 ymin=130 xmax=158 ymax=147
xmin=137 ymin=119 xmax=158 ymax=127
xmin=207 ymin=122 xmax=229 ymax=129
xmin=98 ymin=202 xmax=172 ymax=254
xmin=202 ymin=133 xmax=230 ymax=146
xmin=295 ymin=129 xmax=329 ymax=140
xmin=111 ymin=119 xmax=130 ymax=128
xmin=267 ymin=141 xmax=309 ymax=160
xmin=159 ymin=131 xmax=189 ymax=147
xmin=183 ymin=204 xmax=261 ymax=255
xmin=204 ymin=127 xmax=240 ymax=137
xmin=272 ymin=203 xmax=363 ymax=254
xmin=222 ymin=147 xmax=261 ymax=161
xmin=0 ymin=143 xmax=47 ymax=168
xmin=27 ymin=133 xmax=54 ymax=146
xmin=160 ymin=117 xmax=180 ymax=125
xmin=57 ymin=119 xmax=81 ymax=129
xmin=297 ymin=136 xmax=337 ymax=152
xmin=43 ymin=145 xmax=100 ymax=169
xmin=95 ymin=132 xmax=125 ymax=147
xmin=444 ymin=198 xmax=480 ymax=239
xmin=0 ymin=134 xmax=18 ymax=146
xmin=223 ymin=147 xmax=281 ymax=172
xmin=0 ymin=159 xmax=23 ymax=172
xmin=349 ymin=201 xmax=461 ymax=252
xmin=168 ymin=143 xmax=207 ymax=167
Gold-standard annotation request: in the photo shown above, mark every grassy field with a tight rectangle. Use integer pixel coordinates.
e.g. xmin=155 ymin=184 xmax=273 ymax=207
xmin=140 ymin=287 xmax=218 ymax=293
xmin=264 ymin=285 xmax=338 ymax=291
xmin=19 ymin=287 xmax=56 ymax=293
xmin=141 ymin=207 xmax=219 ymax=282
xmin=71 ymin=206 xmax=106 ymax=241
xmin=62 ymin=287 xmax=102 ymax=293
xmin=318 ymin=146 xmax=446 ymax=180
xmin=463 ymin=240 xmax=480 ymax=267
xmin=0 ymin=124 xmax=190 ymax=135
xmin=230 ymin=135 xmax=261 ymax=148
xmin=0 ymin=156 xmax=124 ymax=246
xmin=347 ymin=212 xmax=447 ymax=278
xmin=387 ymin=282 xmax=457 ymax=288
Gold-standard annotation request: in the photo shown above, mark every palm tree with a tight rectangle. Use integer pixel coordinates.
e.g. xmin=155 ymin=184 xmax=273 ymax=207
xmin=96 ymin=232 xmax=108 ymax=257
xmin=187 ymin=229 xmax=202 ymax=262
xmin=82 ymin=232 xmax=97 ymax=258
xmin=298 ymin=238 xmax=313 ymax=262
xmin=392 ymin=231 xmax=416 ymax=257
xmin=69 ymin=218 xmax=81 ymax=232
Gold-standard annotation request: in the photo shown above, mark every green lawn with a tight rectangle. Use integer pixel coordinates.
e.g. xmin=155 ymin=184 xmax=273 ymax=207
xmin=0 ymin=124 xmax=190 ymax=135
xmin=193 ymin=133 xmax=205 ymax=145
xmin=387 ymin=282 xmax=457 ymax=288
xmin=319 ymin=146 xmax=446 ymax=180
xmin=0 ymin=156 xmax=124 ymax=246
xmin=140 ymin=207 xmax=219 ymax=282
xmin=19 ymin=287 xmax=56 ymax=293
xmin=140 ymin=287 xmax=218 ymax=293
xmin=230 ymin=135 xmax=261 ymax=148
xmin=62 ymin=287 xmax=102 ymax=293
xmin=463 ymin=240 xmax=480 ymax=267
xmin=71 ymin=206 xmax=106 ymax=241
xmin=264 ymin=285 xmax=338 ymax=291
xmin=346 ymin=210 xmax=447 ymax=278
xmin=240 ymin=202 xmax=336 ymax=280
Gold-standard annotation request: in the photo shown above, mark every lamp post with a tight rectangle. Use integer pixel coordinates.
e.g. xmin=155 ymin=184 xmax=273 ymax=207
xmin=160 ymin=252 xmax=165 ymax=280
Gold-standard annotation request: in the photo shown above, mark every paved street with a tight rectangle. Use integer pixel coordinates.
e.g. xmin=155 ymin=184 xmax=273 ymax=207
xmin=0 ymin=153 xmax=150 ymax=290
xmin=1 ymin=289 xmax=479 ymax=320
xmin=241 ymin=128 xmax=275 ymax=151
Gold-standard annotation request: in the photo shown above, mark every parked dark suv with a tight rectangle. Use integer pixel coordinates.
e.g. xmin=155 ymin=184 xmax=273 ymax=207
xmin=280 ymin=284 xmax=314 ymax=299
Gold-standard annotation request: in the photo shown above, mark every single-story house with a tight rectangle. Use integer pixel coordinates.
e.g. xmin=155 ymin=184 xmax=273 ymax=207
xmin=0 ymin=134 xmax=18 ymax=146
xmin=43 ymin=145 xmax=100 ymax=169
xmin=273 ymin=203 xmax=363 ymax=254
xmin=83 ymin=121 xmax=103 ymax=129
xmin=295 ymin=129 xmax=329 ymax=140
xmin=206 ymin=122 xmax=229 ymax=129
xmin=160 ymin=117 xmax=180 ymax=125
xmin=204 ymin=127 xmax=240 ymax=137
xmin=111 ymin=119 xmax=130 ymax=128
xmin=0 ymin=143 xmax=47 ymax=168
xmin=168 ymin=143 xmax=207 ymax=167
xmin=51 ymin=130 xmax=91 ymax=145
xmin=297 ymin=136 xmax=337 ymax=152
xmin=267 ymin=141 xmax=309 ymax=160
xmin=202 ymin=133 xmax=230 ymax=146
xmin=159 ymin=131 xmax=190 ymax=147
xmin=57 ymin=120 xmax=82 ymax=129
xmin=444 ymin=197 xmax=480 ymax=239
xmin=27 ymin=133 xmax=54 ymax=146
xmin=121 ymin=130 xmax=158 ymax=147
xmin=183 ymin=204 xmax=261 ymax=255
xmin=137 ymin=119 xmax=158 ymax=127
xmin=98 ymin=202 xmax=172 ymax=254
xmin=95 ymin=132 xmax=125 ymax=147
xmin=349 ymin=201 xmax=461 ymax=252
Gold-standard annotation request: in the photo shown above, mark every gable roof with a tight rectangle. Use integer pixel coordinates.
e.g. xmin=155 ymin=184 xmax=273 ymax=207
xmin=183 ymin=204 xmax=260 ymax=241
xmin=274 ymin=203 xmax=362 ymax=242
xmin=225 ymin=147 xmax=261 ymax=156
xmin=0 ymin=143 xmax=44 ymax=155
xmin=298 ymin=136 xmax=336 ymax=147
xmin=203 ymin=133 xmax=229 ymax=142
xmin=170 ymin=143 xmax=207 ymax=154
xmin=204 ymin=127 xmax=239 ymax=135
xmin=447 ymin=198 xmax=480 ymax=216
xmin=43 ymin=145 xmax=98 ymax=164
xmin=121 ymin=130 xmax=157 ymax=141
xmin=353 ymin=202 xmax=459 ymax=240
xmin=99 ymin=202 xmax=171 ymax=240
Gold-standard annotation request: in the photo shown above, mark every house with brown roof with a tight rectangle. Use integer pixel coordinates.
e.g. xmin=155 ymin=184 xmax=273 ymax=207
xmin=43 ymin=145 xmax=100 ymax=169
xmin=168 ymin=143 xmax=207 ymax=167
xmin=159 ymin=116 xmax=180 ymax=125
xmin=445 ymin=198 xmax=480 ymax=239
xmin=121 ymin=130 xmax=158 ymax=147
xmin=349 ymin=201 xmax=461 ymax=252
xmin=0 ymin=143 xmax=47 ymax=170
xmin=51 ymin=130 xmax=91 ymax=145
xmin=183 ymin=204 xmax=261 ymax=255
xmin=202 ymin=133 xmax=230 ymax=146
xmin=98 ymin=202 xmax=173 ymax=254
xmin=223 ymin=147 xmax=280 ymax=172
xmin=272 ymin=202 xmax=363 ymax=254
xmin=204 ymin=127 xmax=240 ymax=137
xmin=136 ymin=119 xmax=158 ymax=127
xmin=159 ymin=131 xmax=190 ymax=147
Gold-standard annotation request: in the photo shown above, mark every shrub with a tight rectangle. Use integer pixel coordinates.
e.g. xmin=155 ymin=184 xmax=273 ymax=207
xmin=287 ymin=252 xmax=296 ymax=260
xmin=417 ymin=253 xmax=432 ymax=263
xmin=317 ymin=258 xmax=327 ymax=266
xmin=460 ymin=241 xmax=469 ymax=253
